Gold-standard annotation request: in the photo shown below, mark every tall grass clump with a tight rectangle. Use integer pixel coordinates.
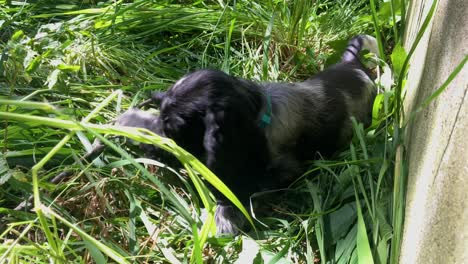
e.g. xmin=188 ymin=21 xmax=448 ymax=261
xmin=2 ymin=0 xmax=465 ymax=263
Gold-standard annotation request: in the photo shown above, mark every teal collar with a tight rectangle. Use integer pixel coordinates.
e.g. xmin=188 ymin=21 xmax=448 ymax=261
xmin=259 ymin=92 xmax=272 ymax=128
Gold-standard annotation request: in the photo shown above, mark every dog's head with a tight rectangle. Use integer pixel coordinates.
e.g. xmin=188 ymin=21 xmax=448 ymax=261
xmin=155 ymin=70 xmax=271 ymax=198
xmin=125 ymin=70 xmax=273 ymax=235
xmin=116 ymin=108 xmax=176 ymax=164
xmin=154 ymin=70 xmax=266 ymax=160
xmin=153 ymin=72 xmax=213 ymax=159
xmin=116 ymin=108 xmax=160 ymax=133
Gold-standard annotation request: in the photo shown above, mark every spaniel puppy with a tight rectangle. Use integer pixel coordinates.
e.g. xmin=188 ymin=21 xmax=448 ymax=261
xmin=121 ymin=35 xmax=378 ymax=235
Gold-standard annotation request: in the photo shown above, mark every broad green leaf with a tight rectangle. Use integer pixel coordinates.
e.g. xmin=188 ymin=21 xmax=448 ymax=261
xmin=11 ymin=30 xmax=24 ymax=41
xmin=124 ymin=190 xmax=139 ymax=255
xmin=326 ymin=203 xmax=357 ymax=243
xmin=355 ymin=196 xmax=374 ymax=264
xmin=301 ymin=220 xmax=314 ymax=264
xmin=84 ymin=240 xmax=107 ymax=264
xmin=376 ymin=238 xmax=389 ymax=264
xmin=377 ymin=1 xmax=401 ymax=22
xmin=46 ymin=69 xmax=60 ymax=89
xmin=24 ymin=51 xmax=41 ymax=73
xmin=0 ymin=154 xmax=13 ymax=185
xmin=372 ymin=93 xmax=385 ymax=126
xmin=57 ymin=64 xmax=81 ymax=72
xmin=390 ymin=43 xmax=407 ymax=79
xmin=335 ymin=225 xmax=358 ymax=263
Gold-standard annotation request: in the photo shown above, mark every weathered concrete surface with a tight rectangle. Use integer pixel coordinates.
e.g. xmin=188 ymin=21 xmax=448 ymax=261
xmin=400 ymin=0 xmax=468 ymax=263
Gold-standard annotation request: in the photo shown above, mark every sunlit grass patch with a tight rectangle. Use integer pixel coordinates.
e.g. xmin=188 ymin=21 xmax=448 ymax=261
xmin=2 ymin=0 xmax=459 ymax=263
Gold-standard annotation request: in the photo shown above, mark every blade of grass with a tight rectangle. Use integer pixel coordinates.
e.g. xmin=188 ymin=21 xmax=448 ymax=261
xmin=0 ymin=99 xmax=56 ymax=111
xmin=390 ymin=145 xmax=407 ymax=264
xmin=415 ymin=55 xmax=467 ymax=113
xmin=390 ymin=0 xmax=399 ymax=42
xmin=222 ymin=18 xmax=236 ymax=73
xmin=353 ymin=181 xmax=375 ymax=264
xmin=191 ymin=224 xmax=203 ymax=264
xmin=395 ymin=0 xmax=438 ymax=120
xmin=40 ymin=204 xmax=131 ymax=264
xmin=349 ymin=143 xmax=372 ymax=222
xmin=351 ymin=118 xmax=376 ymax=220
xmin=308 ymin=181 xmax=326 ymax=264
xmin=369 ymin=0 xmax=385 ymax=58
xmin=3 ymin=109 xmax=256 ymax=250
xmin=262 ymin=11 xmax=275 ymax=81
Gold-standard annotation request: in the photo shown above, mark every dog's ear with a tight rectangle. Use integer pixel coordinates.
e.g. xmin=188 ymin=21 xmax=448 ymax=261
xmin=203 ymin=107 xmax=270 ymax=203
xmin=203 ymin=109 xmax=222 ymax=168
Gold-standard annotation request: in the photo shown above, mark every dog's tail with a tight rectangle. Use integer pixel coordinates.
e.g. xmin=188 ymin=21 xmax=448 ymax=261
xmin=341 ymin=35 xmax=379 ymax=64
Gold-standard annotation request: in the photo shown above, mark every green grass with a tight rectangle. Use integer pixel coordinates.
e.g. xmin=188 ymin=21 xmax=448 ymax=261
xmin=2 ymin=0 xmax=462 ymax=263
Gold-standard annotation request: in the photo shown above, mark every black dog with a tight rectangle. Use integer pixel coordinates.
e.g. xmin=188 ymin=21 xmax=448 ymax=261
xmin=118 ymin=35 xmax=378 ymax=235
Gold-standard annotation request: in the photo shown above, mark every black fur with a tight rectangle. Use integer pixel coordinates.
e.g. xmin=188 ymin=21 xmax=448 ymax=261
xmin=157 ymin=71 xmax=272 ymax=203
xmin=119 ymin=35 xmax=378 ymax=235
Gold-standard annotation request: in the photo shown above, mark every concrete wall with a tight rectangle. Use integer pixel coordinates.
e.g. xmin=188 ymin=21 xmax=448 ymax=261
xmin=400 ymin=0 xmax=468 ymax=263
